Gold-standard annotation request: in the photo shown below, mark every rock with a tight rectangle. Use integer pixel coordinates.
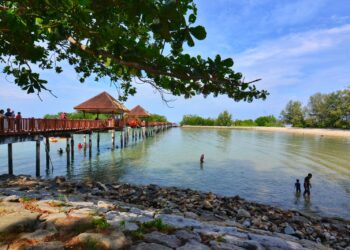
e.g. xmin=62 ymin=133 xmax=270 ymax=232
xmin=20 ymin=229 xmax=55 ymax=241
xmin=3 ymin=195 xmax=19 ymax=202
xmin=248 ymin=233 xmax=292 ymax=250
xmin=54 ymin=176 xmax=66 ymax=184
xmin=144 ymin=231 xmax=182 ymax=248
xmin=156 ymin=214 xmax=202 ymax=229
xmin=0 ymin=211 xmax=39 ymax=233
xmin=26 ymin=241 xmax=65 ymax=250
xmin=96 ymin=182 xmax=109 ymax=191
xmin=69 ymin=207 xmax=96 ymax=218
xmin=292 ymin=215 xmax=310 ymax=224
xmin=131 ymin=242 xmax=171 ymax=250
xmin=175 ymin=230 xmax=201 ymax=241
xmin=203 ymin=200 xmax=213 ymax=210
xmin=237 ymin=208 xmax=251 ymax=218
xmin=97 ymin=200 xmax=114 ymax=209
xmin=210 ymin=241 xmax=245 ymax=250
xmin=184 ymin=211 xmax=199 ymax=219
xmin=72 ymin=231 xmax=129 ymax=250
xmin=284 ymin=224 xmax=296 ymax=235
xmin=177 ymin=239 xmax=211 ymax=250
xmin=243 ymin=219 xmax=251 ymax=227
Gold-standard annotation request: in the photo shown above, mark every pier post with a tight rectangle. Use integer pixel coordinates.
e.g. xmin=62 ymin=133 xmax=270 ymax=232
xmin=83 ymin=134 xmax=87 ymax=154
xmin=70 ymin=135 xmax=74 ymax=161
xmin=45 ymin=137 xmax=50 ymax=170
xmin=112 ymin=130 xmax=115 ymax=149
xmin=120 ymin=131 xmax=123 ymax=148
xmin=66 ymin=138 xmax=70 ymax=166
xmin=88 ymin=133 xmax=92 ymax=158
xmin=36 ymin=140 xmax=40 ymax=177
xmin=97 ymin=132 xmax=100 ymax=152
xmin=8 ymin=143 xmax=13 ymax=175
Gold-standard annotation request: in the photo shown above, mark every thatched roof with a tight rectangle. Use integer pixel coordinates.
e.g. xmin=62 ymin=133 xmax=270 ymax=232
xmin=128 ymin=105 xmax=150 ymax=117
xmin=74 ymin=92 xmax=129 ymax=114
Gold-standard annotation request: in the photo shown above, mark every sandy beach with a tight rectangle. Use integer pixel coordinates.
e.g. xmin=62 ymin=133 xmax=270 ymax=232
xmin=181 ymin=125 xmax=350 ymax=138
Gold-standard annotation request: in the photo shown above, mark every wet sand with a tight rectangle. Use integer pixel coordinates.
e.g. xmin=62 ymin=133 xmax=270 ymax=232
xmin=181 ymin=125 xmax=350 ymax=138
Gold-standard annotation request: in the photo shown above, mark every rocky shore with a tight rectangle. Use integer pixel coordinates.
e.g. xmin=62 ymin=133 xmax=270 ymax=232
xmin=0 ymin=175 xmax=349 ymax=250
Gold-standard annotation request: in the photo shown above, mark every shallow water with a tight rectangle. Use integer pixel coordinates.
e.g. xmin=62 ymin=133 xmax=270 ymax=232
xmin=1 ymin=128 xmax=350 ymax=219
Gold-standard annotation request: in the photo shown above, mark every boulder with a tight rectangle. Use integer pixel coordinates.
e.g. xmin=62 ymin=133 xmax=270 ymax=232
xmin=0 ymin=212 xmax=39 ymax=234
xmin=26 ymin=241 xmax=65 ymax=250
xmin=237 ymin=209 xmax=251 ymax=218
xmin=177 ymin=240 xmax=211 ymax=250
xmin=144 ymin=231 xmax=182 ymax=248
xmin=72 ymin=231 xmax=129 ymax=250
xmin=131 ymin=242 xmax=171 ymax=250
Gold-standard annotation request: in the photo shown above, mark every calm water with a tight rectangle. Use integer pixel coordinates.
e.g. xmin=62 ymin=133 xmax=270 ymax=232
xmin=1 ymin=128 xmax=350 ymax=219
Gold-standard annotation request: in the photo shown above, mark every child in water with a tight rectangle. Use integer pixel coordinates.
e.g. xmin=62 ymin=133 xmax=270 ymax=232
xmin=295 ymin=179 xmax=301 ymax=193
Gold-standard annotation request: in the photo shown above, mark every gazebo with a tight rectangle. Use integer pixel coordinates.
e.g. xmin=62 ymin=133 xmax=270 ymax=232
xmin=74 ymin=91 xmax=129 ymax=117
xmin=128 ymin=105 xmax=150 ymax=118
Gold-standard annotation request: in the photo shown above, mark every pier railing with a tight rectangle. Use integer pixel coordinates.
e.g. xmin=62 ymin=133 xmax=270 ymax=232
xmin=0 ymin=118 xmax=116 ymax=135
xmin=0 ymin=118 xmax=175 ymax=136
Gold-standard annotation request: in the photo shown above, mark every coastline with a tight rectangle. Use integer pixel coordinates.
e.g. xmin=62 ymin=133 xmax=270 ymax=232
xmin=1 ymin=175 xmax=349 ymax=249
xmin=181 ymin=125 xmax=350 ymax=138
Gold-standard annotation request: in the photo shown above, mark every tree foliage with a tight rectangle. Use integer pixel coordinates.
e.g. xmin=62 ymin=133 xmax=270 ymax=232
xmin=215 ymin=110 xmax=232 ymax=126
xmin=280 ymin=88 xmax=350 ymax=129
xmin=146 ymin=114 xmax=168 ymax=122
xmin=280 ymin=100 xmax=304 ymax=127
xmin=0 ymin=0 xmax=267 ymax=102
xmin=180 ymin=115 xmax=215 ymax=126
xmin=254 ymin=115 xmax=281 ymax=127
xmin=43 ymin=112 xmax=109 ymax=119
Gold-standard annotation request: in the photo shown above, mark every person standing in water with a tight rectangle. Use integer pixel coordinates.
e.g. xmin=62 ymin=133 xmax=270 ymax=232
xmin=200 ymin=154 xmax=204 ymax=163
xmin=303 ymin=173 xmax=312 ymax=197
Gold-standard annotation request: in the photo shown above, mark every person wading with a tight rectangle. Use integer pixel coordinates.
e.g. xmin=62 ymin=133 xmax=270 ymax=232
xmin=303 ymin=173 xmax=312 ymax=197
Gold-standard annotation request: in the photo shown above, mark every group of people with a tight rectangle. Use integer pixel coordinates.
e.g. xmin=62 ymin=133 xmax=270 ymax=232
xmin=0 ymin=108 xmax=21 ymax=119
xmin=295 ymin=173 xmax=313 ymax=196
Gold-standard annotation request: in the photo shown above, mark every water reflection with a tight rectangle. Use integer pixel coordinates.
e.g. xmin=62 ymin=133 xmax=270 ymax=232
xmin=0 ymin=128 xmax=350 ymax=219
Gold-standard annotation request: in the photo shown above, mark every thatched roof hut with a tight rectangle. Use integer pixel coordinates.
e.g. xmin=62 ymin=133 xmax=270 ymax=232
xmin=74 ymin=92 xmax=129 ymax=114
xmin=128 ymin=105 xmax=150 ymax=118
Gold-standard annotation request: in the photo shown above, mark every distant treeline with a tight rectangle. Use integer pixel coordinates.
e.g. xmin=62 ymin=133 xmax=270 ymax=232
xmin=180 ymin=112 xmax=282 ymax=127
xmin=280 ymin=88 xmax=350 ymax=128
xmin=180 ymin=88 xmax=350 ymax=129
xmin=43 ymin=112 xmax=168 ymax=122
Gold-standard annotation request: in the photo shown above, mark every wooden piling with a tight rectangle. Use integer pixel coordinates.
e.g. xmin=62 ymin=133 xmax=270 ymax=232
xmin=88 ymin=133 xmax=92 ymax=158
xmin=36 ymin=140 xmax=40 ymax=177
xmin=120 ymin=131 xmax=123 ymax=148
xmin=112 ymin=130 xmax=115 ymax=149
xmin=97 ymin=132 xmax=100 ymax=151
xmin=83 ymin=134 xmax=87 ymax=153
xmin=45 ymin=137 xmax=50 ymax=170
xmin=66 ymin=138 xmax=70 ymax=166
xmin=70 ymin=135 xmax=74 ymax=161
xmin=8 ymin=143 xmax=13 ymax=175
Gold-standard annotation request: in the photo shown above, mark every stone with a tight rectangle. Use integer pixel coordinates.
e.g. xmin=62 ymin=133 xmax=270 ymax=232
xmin=96 ymin=182 xmax=109 ymax=191
xmin=131 ymin=242 xmax=171 ymax=250
xmin=203 ymin=200 xmax=213 ymax=210
xmin=20 ymin=229 xmax=55 ymax=241
xmin=156 ymin=214 xmax=203 ymax=229
xmin=3 ymin=195 xmax=19 ymax=202
xmin=284 ymin=224 xmax=296 ymax=235
xmin=237 ymin=208 xmax=251 ymax=218
xmin=54 ymin=176 xmax=66 ymax=184
xmin=72 ymin=231 xmax=129 ymax=250
xmin=144 ymin=231 xmax=182 ymax=248
xmin=177 ymin=240 xmax=211 ymax=250
xmin=0 ymin=211 xmax=39 ymax=233
xmin=70 ymin=201 xmax=94 ymax=208
xmin=26 ymin=241 xmax=65 ymax=250
xmin=291 ymin=215 xmax=310 ymax=224
xmin=184 ymin=211 xmax=199 ymax=219
xmin=69 ymin=207 xmax=96 ymax=218
xmin=243 ymin=219 xmax=251 ymax=227
xmin=210 ymin=241 xmax=245 ymax=250
xmin=248 ymin=233 xmax=292 ymax=250
xmin=97 ymin=200 xmax=114 ymax=209
xmin=175 ymin=230 xmax=201 ymax=241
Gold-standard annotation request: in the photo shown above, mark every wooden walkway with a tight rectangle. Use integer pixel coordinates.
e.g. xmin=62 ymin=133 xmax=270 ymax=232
xmin=0 ymin=118 xmax=173 ymax=136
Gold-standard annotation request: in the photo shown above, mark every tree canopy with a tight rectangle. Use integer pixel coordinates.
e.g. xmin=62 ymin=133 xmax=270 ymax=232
xmin=0 ymin=0 xmax=267 ymax=102
xmin=280 ymin=100 xmax=304 ymax=127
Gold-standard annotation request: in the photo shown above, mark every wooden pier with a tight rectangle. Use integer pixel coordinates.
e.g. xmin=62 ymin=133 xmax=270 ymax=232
xmin=0 ymin=117 xmax=174 ymax=177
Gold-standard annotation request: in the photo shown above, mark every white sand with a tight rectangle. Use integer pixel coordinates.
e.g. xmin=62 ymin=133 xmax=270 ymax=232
xmin=181 ymin=125 xmax=350 ymax=138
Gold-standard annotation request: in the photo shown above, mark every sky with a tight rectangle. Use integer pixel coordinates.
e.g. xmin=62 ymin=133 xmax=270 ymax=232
xmin=1 ymin=0 xmax=350 ymax=123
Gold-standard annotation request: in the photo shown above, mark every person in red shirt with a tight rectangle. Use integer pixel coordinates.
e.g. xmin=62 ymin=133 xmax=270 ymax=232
xmin=15 ymin=112 xmax=22 ymax=131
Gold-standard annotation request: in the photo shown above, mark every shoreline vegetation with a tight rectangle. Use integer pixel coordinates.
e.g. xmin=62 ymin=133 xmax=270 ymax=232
xmin=181 ymin=125 xmax=350 ymax=138
xmin=0 ymin=175 xmax=349 ymax=249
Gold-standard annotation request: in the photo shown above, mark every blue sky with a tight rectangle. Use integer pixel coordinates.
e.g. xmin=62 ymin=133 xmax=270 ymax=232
xmin=1 ymin=0 xmax=350 ymax=122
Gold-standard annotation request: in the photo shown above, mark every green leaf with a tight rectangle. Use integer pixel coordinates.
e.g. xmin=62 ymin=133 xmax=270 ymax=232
xmin=189 ymin=26 xmax=206 ymax=40
xmin=222 ymin=58 xmax=234 ymax=67
xmin=35 ymin=17 xmax=43 ymax=26
xmin=188 ymin=14 xmax=196 ymax=24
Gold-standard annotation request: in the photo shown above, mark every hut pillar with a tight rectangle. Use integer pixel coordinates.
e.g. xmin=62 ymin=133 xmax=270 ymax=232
xmin=36 ymin=140 xmax=40 ymax=177
xmin=97 ymin=132 xmax=100 ymax=152
xmin=8 ymin=143 xmax=13 ymax=175
xmin=112 ymin=130 xmax=115 ymax=149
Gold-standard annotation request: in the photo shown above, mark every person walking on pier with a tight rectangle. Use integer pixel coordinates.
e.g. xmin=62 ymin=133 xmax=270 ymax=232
xmin=0 ymin=109 xmax=4 ymax=118
xmin=5 ymin=108 xmax=13 ymax=117
xmin=303 ymin=173 xmax=312 ymax=197
xmin=15 ymin=112 xmax=22 ymax=131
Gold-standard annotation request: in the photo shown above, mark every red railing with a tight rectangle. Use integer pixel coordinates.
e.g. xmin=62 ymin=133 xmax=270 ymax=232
xmin=0 ymin=118 xmax=118 ymax=135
